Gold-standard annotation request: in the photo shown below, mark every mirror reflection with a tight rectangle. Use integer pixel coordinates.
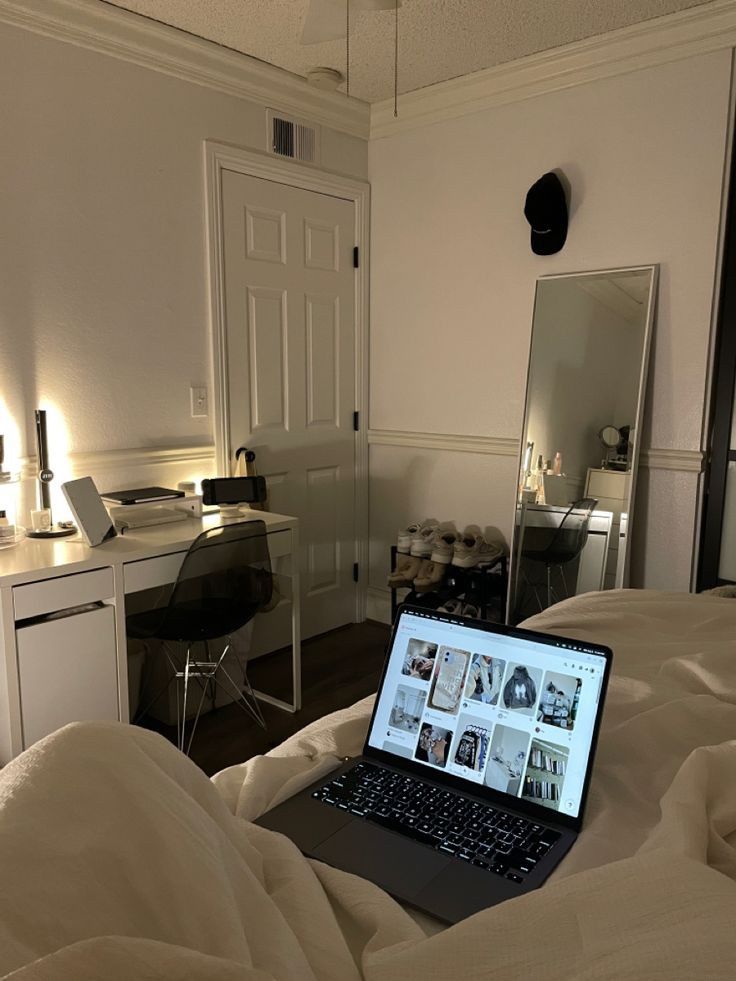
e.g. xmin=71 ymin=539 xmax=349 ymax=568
xmin=508 ymin=267 xmax=657 ymax=624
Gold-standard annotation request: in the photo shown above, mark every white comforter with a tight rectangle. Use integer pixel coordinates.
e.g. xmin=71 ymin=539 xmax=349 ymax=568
xmin=1 ymin=590 xmax=736 ymax=979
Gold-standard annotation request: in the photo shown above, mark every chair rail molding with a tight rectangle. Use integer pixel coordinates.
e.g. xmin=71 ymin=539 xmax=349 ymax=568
xmin=19 ymin=443 xmax=216 ymax=481
xmin=368 ymin=429 xmax=705 ymax=473
xmin=371 ymin=0 xmax=736 ymax=138
xmin=640 ymin=448 xmax=704 ymax=472
xmin=0 ymin=0 xmax=369 ymax=139
xmin=368 ymin=429 xmax=518 ymax=456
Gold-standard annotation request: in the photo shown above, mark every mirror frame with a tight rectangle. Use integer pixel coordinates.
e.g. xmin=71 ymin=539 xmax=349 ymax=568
xmin=506 ymin=264 xmax=659 ymax=623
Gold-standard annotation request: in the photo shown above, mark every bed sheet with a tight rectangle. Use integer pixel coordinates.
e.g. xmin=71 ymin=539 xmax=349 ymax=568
xmin=213 ymin=589 xmax=736 ymax=880
xmin=0 ymin=589 xmax=735 ymax=979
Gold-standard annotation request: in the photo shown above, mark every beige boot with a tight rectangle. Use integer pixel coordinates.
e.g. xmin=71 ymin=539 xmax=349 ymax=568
xmin=388 ymin=552 xmax=422 ymax=588
xmin=414 ymin=558 xmax=448 ymax=593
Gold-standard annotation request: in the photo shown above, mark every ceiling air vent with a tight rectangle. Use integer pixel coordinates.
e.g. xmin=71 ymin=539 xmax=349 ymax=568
xmin=267 ymin=110 xmax=320 ymax=164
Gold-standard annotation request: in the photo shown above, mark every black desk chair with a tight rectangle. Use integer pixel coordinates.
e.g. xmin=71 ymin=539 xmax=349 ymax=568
xmin=521 ymin=498 xmax=598 ymax=611
xmin=128 ymin=519 xmax=273 ymax=755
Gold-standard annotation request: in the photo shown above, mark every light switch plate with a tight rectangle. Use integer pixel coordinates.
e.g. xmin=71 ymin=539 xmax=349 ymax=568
xmin=190 ymin=385 xmax=208 ymax=418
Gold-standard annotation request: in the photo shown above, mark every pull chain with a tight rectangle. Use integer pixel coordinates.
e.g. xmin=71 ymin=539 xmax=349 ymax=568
xmin=346 ymin=0 xmax=350 ymax=98
xmin=394 ymin=0 xmax=398 ymax=117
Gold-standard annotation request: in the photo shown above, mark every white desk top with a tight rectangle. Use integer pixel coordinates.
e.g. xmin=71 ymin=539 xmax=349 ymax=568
xmin=0 ymin=510 xmax=297 ymax=589
xmin=516 ymin=502 xmax=613 ymax=532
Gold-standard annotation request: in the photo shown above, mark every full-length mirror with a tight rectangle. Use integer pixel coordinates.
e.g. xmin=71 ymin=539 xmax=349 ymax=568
xmin=508 ymin=266 xmax=658 ymax=624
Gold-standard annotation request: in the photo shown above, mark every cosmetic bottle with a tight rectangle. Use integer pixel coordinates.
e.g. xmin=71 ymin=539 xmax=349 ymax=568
xmin=553 ymin=452 xmax=563 ymax=476
xmin=0 ymin=510 xmax=15 ymax=539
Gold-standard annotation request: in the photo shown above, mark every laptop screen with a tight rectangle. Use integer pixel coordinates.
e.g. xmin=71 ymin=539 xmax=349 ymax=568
xmin=366 ymin=607 xmax=610 ymax=820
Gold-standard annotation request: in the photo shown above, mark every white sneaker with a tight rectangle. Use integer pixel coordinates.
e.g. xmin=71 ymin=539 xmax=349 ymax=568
xmin=410 ymin=521 xmax=440 ymax=557
xmin=430 ymin=530 xmax=460 ymax=564
xmin=451 ymin=531 xmax=504 ymax=568
xmin=438 ymin=597 xmax=464 ymax=615
xmin=398 ymin=518 xmax=437 ymax=554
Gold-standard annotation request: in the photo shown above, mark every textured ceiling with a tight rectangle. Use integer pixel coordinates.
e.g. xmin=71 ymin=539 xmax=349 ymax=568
xmin=102 ymin=0 xmax=711 ymax=103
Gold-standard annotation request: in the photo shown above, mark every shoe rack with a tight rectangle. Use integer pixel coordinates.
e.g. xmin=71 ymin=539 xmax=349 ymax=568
xmin=389 ymin=546 xmax=508 ymax=624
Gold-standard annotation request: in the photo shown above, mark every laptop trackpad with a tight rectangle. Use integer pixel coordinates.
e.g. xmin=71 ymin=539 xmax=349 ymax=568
xmin=312 ymin=822 xmax=450 ymax=899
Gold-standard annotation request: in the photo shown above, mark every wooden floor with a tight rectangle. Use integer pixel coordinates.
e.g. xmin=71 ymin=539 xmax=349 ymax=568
xmin=139 ymin=620 xmax=390 ymax=776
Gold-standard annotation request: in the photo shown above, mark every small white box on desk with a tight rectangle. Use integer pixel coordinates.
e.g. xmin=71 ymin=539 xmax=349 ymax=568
xmin=106 ymin=494 xmax=203 ymax=530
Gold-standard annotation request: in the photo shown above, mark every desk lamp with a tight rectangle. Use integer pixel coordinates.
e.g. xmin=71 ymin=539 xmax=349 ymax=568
xmin=26 ymin=410 xmax=77 ymax=539
xmin=0 ymin=435 xmax=11 ymax=483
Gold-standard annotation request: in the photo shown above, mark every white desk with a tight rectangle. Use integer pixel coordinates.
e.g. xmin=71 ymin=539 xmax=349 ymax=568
xmin=0 ymin=510 xmax=300 ymax=764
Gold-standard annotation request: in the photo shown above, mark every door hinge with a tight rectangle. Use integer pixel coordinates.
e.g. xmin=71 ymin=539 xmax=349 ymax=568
xmin=353 ymin=246 xmax=359 ymax=268
xmin=353 ymin=410 xmax=360 ymax=431
xmin=353 ymin=562 xmax=359 ymax=582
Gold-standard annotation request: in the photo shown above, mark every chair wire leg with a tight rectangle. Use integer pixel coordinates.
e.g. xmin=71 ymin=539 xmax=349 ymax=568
xmin=133 ymin=643 xmax=187 ymax=725
xmin=241 ymin=668 xmax=266 ymax=729
xmin=520 ymin=569 xmax=544 ymax=614
xmin=214 ymin=634 xmax=267 ymax=730
xmin=180 ymin=645 xmax=192 ymax=753
xmin=204 ymin=638 xmax=216 ymax=713
xmin=216 ymin=663 xmax=266 ymax=729
xmin=559 ymin=564 xmax=569 ymax=599
xmin=229 ymin=633 xmax=266 ymax=728
xmin=132 ymin=642 xmax=176 ymax=724
xmin=184 ymin=641 xmax=216 ymax=757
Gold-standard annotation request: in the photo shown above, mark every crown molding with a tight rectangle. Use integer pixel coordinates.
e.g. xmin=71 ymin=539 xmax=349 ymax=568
xmin=18 ymin=443 xmax=216 ymax=480
xmin=368 ymin=428 xmax=519 ymax=456
xmin=371 ymin=0 xmax=736 ymax=138
xmin=0 ymin=0 xmax=370 ymax=140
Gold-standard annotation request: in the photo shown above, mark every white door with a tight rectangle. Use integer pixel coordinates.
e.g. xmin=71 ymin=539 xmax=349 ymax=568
xmin=221 ymin=170 xmax=357 ymax=641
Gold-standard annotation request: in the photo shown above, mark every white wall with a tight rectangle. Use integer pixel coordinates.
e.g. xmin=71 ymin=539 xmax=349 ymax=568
xmin=368 ymin=49 xmax=732 ymax=607
xmin=0 ymin=19 xmax=367 ymax=488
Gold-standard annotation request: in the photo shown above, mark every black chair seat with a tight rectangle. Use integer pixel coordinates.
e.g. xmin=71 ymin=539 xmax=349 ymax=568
xmin=127 ymin=599 xmax=262 ymax=642
xmin=126 ymin=519 xmax=273 ymax=752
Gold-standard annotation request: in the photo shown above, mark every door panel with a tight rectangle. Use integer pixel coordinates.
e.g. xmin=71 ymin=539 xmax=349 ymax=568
xmin=222 ymin=170 xmax=356 ymax=640
xmin=248 ymin=286 xmax=288 ymax=432
xmin=306 ymin=294 xmax=340 ymax=428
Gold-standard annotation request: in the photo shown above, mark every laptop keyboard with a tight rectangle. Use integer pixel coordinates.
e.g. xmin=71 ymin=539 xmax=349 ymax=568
xmin=311 ymin=761 xmax=561 ymax=884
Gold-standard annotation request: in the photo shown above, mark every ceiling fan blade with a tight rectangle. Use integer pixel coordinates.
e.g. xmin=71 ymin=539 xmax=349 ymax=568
xmin=301 ymin=0 xmax=348 ymax=45
xmin=359 ymin=0 xmax=402 ymax=9
xmin=300 ymin=0 xmax=403 ymax=46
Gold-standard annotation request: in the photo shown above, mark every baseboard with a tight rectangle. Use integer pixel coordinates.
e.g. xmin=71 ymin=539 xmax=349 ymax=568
xmin=367 ymin=585 xmax=392 ymax=624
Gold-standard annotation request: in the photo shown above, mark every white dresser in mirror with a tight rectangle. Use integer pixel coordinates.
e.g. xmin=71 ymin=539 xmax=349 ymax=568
xmin=584 ymin=468 xmax=631 ymax=589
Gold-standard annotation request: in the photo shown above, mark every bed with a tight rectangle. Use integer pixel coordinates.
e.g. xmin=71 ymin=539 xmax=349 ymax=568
xmin=1 ymin=589 xmax=735 ymax=979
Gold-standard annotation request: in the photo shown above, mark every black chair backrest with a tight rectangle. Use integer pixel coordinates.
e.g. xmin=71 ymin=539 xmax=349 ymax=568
xmin=545 ymin=497 xmax=598 ymax=563
xmin=522 ymin=498 xmax=598 ymax=565
xmin=159 ymin=519 xmax=272 ymax=640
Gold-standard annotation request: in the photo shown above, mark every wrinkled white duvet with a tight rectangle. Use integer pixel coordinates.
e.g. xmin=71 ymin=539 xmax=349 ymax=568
xmin=2 ymin=590 xmax=736 ymax=979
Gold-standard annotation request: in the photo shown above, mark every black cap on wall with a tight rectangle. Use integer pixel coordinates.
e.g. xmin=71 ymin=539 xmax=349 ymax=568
xmin=524 ymin=172 xmax=568 ymax=255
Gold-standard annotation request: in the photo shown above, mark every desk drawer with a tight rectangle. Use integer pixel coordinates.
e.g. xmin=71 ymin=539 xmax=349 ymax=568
xmin=13 ymin=568 xmax=114 ymax=620
xmin=123 ymin=529 xmax=291 ymax=595
xmin=17 ymin=604 xmax=119 ymax=747
xmin=266 ymin=530 xmax=291 ymax=560
xmin=124 ymin=553 xmax=185 ymax=594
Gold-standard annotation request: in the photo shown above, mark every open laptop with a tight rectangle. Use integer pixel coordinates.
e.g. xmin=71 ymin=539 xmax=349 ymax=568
xmin=256 ymin=604 xmax=612 ymax=923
